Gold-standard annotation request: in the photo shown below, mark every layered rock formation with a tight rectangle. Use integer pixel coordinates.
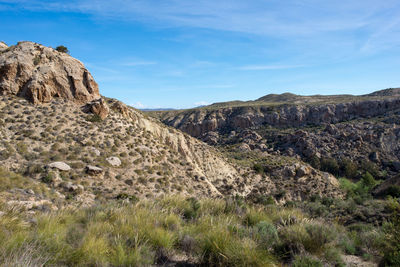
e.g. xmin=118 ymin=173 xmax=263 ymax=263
xmin=157 ymin=96 xmax=400 ymax=138
xmin=0 ymin=41 xmax=100 ymax=105
xmin=152 ymin=90 xmax=400 ymax=182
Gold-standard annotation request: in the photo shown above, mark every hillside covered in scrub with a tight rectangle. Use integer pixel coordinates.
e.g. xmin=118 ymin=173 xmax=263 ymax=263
xmin=0 ymin=41 xmax=343 ymax=209
xmin=1 ymin=41 xmax=400 ymax=266
xmin=151 ymin=88 xmax=400 ymax=198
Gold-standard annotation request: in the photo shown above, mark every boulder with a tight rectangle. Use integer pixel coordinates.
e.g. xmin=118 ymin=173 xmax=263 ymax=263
xmin=89 ymin=147 xmax=101 ymax=156
xmin=203 ymin=131 xmax=219 ymax=145
xmin=84 ymin=98 xmax=109 ymax=119
xmin=369 ymin=151 xmax=380 ymax=162
xmin=86 ymin=165 xmax=103 ymax=175
xmin=325 ymin=124 xmax=338 ymax=135
xmin=238 ymin=143 xmax=251 ymax=152
xmin=0 ymin=41 xmax=100 ymax=104
xmin=111 ymin=100 xmax=131 ymax=118
xmin=106 ymin=156 xmax=121 ymax=167
xmin=47 ymin=161 xmax=71 ymax=171
xmin=296 ymin=165 xmax=311 ymax=177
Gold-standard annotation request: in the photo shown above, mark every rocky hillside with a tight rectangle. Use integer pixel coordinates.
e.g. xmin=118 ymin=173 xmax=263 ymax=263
xmin=0 ymin=41 xmax=342 ymax=212
xmin=151 ymin=89 xmax=400 ymax=184
xmin=154 ymin=89 xmax=400 ymax=138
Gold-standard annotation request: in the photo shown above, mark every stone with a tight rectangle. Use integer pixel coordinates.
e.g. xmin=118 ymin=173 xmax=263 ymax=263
xmin=203 ymin=131 xmax=219 ymax=145
xmin=0 ymin=41 xmax=100 ymax=104
xmin=369 ymin=151 xmax=380 ymax=162
xmin=111 ymin=100 xmax=131 ymax=118
xmin=62 ymin=182 xmax=83 ymax=192
xmin=48 ymin=161 xmax=71 ymax=171
xmin=86 ymin=165 xmax=103 ymax=175
xmin=106 ymin=156 xmax=121 ymax=167
xmin=257 ymin=144 xmax=268 ymax=151
xmin=26 ymin=189 xmax=35 ymax=195
xmin=84 ymin=98 xmax=109 ymax=119
xmin=89 ymin=147 xmax=101 ymax=156
xmin=296 ymin=165 xmax=311 ymax=177
xmin=325 ymin=124 xmax=338 ymax=135
xmin=238 ymin=143 xmax=251 ymax=152
xmin=62 ymin=182 xmax=78 ymax=192
xmin=283 ymin=166 xmax=296 ymax=178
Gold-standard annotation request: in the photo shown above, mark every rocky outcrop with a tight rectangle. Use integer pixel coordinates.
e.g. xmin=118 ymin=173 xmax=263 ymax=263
xmin=84 ymin=98 xmax=109 ymax=119
xmin=0 ymin=42 xmax=7 ymax=51
xmin=85 ymin=165 xmax=103 ymax=175
xmin=106 ymin=156 xmax=121 ymax=167
xmin=158 ymin=97 xmax=400 ymax=138
xmin=0 ymin=41 xmax=100 ymax=104
xmin=47 ymin=162 xmax=71 ymax=171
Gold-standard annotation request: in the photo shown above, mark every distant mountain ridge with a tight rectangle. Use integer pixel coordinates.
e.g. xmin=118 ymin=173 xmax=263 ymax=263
xmin=195 ymin=88 xmax=400 ymax=109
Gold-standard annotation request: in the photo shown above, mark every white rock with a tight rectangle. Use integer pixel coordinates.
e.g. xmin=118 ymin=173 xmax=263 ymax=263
xmin=86 ymin=165 xmax=103 ymax=175
xmin=89 ymin=147 xmax=101 ymax=156
xmin=48 ymin=162 xmax=71 ymax=171
xmin=106 ymin=156 xmax=121 ymax=167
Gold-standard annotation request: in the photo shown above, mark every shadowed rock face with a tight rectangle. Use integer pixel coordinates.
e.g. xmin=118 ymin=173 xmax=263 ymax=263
xmin=158 ymin=98 xmax=400 ymax=138
xmin=0 ymin=41 xmax=100 ymax=104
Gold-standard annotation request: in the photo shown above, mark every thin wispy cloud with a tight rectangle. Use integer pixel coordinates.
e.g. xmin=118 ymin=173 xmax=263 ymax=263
xmin=2 ymin=0 xmax=400 ymax=55
xmin=238 ymin=65 xmax=304 ymax=71
xmin=2 ymin=0 xmax=400 ymax=108
xmin=120 ymin=61 xmax=157 ymax=67
xmin=3 ymin=0 xmax=400 ymax=53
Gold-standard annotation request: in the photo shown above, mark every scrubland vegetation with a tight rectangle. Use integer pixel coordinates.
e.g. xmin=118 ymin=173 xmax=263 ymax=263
xmin=0 ymin=193 xmax=399 ymax=266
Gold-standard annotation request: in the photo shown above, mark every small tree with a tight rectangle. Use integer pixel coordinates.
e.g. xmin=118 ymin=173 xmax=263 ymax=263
xmin=361 ymin=171 xmax=377 ymax=189
xmin=55 ymin=45 xmax=69 ymax=54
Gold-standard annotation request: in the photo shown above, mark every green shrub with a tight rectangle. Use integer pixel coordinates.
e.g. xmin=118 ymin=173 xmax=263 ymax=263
xmin=254 ymin=221 xmax=278 ymax=248
xmin=324 ymin=247 xmax=345 ymax=266
xmin=361 ymin=172 xmax=378 ymax=189
xmin=86 ymin=114 xmax=102 ymax=123
xmin=383 ymin=185 xmax=400 ymax=198
xmin=183 ymin=197 xmax=201 ymax=220
xmin=381 ymin=208 xmax=400 ymax=266
xmin=253 ymin=163 xmax=264 ymax=174
xmin=361 ymin=160 xmax=380 ymax=179
xmin=41 ymin=172 xmax=56 ymax=184
xmin=340 ymin=158 xmax=358 ymax=179
xmin=200 ymin=226 xmax=274 ymax=266
xmin=292 ymin=255 xmax=323 ymax=267
xmin=55 ymin=45 xmax=69 ymax=54
xmin=320 ymin=158 xmax=339 ymax=176
xmin=307 ymin=155 xmax=320 ymax=169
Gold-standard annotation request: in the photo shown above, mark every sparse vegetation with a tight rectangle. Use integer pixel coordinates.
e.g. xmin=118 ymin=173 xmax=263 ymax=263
xmin=1 ymin=195 xmax=394 ymax=266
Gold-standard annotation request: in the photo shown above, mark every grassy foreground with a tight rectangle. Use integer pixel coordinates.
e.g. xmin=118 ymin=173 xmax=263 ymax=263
xmin=1 ymin=196 xmax=399 ymax=266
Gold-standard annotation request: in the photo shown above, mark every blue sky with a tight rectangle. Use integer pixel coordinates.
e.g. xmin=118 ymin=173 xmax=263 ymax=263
xmin=1 ymin=0 xmax=400 ymax=109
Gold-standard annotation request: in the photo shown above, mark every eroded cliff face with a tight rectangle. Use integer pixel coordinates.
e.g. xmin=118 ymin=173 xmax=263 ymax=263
xmin=0 ymin=41 xmax=100 ymax=104
xmin=159 ymin=98 xmax=400 ymax=138
xmin=153 ymin=90 xmax=400 ymax=183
